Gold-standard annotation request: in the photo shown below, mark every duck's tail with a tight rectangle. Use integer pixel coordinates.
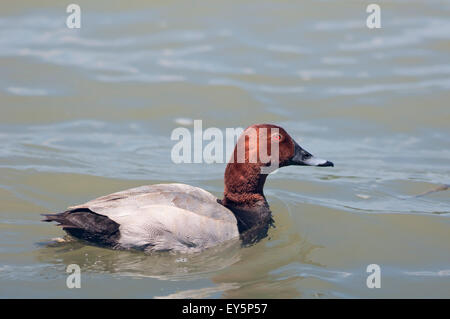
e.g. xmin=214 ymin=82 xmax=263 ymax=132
xmin=41 ymin=209 xmax=121 ymax=247
xmin=41 ymin=211 xmax=79 ymax=229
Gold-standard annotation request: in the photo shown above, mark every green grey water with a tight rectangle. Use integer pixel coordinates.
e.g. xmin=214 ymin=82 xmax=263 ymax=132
xmin=0 ymin=0 xmax=449 ymax=298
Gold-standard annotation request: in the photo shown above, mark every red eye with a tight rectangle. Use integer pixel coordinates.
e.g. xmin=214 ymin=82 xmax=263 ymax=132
xmin=273 ymin=134 xmax=281 ymax=141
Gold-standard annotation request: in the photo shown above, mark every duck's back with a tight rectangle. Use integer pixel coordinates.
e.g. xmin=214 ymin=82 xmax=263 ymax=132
xmin=45 ymin=184 xmax=239 ymax=252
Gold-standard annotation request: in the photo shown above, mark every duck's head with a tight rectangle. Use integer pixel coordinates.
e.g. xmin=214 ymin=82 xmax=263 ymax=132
xmin=230 ymin=123 xmax=333 ymax=171
xmin=223 ymin=123 xmax=334 ymax=233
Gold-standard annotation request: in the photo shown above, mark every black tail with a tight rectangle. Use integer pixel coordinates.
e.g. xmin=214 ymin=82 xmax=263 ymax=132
xmin=41 ymin=208 xmax=120 ymax=247
xmin=41 ymin=212 xmax=79 ymax=228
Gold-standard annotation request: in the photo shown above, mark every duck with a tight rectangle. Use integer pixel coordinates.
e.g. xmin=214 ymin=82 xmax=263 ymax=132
xmin=42 ymin=124 xmax=333 ymax=253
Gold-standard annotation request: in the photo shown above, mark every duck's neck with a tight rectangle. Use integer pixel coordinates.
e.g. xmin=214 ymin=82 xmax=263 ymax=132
xmin=220 ymin=163 xmax=273 ymax=241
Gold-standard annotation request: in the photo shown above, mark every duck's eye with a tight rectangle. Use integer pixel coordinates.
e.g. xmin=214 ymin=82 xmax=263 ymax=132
xmin=272 ymin=134 xmax=282 ymax=141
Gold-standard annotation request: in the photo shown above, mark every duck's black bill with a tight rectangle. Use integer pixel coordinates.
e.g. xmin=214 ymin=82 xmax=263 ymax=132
xmin=289 ymin=140 xmax=334 ymax=167
xmin=317 ymin=160 xmax=334 ymax=167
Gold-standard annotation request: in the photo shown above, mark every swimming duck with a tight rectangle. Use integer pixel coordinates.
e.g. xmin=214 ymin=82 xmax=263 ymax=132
xmin=43 ymin=124 xmax=333 ymax=253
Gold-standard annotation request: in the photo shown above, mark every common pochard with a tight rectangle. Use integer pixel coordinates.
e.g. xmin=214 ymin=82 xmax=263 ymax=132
xmin=43 ymin=124 xmax=333 ymax=253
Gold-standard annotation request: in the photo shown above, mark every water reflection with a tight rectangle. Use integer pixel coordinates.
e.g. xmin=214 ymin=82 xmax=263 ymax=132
xmin=37 ymin=237 xmax=242 ymax=281
xmin=36 ymin=222 xmax=327 ymax=298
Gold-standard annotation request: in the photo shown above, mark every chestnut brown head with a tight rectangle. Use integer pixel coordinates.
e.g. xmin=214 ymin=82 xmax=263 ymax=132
xmin=223 ymin=124 xmax=333 ymax=235
xmin=231 ymin=124 xmax=334 ymax=170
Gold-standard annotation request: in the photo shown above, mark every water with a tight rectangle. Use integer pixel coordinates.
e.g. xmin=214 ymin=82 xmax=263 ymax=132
xmin=0 ymin=0 xmax=449 ymax=298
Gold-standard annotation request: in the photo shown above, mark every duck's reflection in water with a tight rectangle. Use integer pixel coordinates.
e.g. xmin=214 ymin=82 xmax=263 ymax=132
xmin=37 ymin=231 xmax=322 ymax=298
xmin=37 ymin=237 xmax=242 ymax=281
